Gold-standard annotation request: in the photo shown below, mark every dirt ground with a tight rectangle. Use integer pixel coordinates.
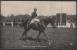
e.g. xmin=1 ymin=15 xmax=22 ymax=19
xmin=1 ymin=25 xmax=76 ymax=49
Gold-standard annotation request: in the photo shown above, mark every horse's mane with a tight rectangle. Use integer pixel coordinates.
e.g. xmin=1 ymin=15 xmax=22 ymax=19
xmin=37 ymin=16 xmax=50 ymax=20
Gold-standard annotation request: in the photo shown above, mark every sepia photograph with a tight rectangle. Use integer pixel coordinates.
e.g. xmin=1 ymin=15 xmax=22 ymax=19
xmin=0 ymin=1 xmax=76 ymax=49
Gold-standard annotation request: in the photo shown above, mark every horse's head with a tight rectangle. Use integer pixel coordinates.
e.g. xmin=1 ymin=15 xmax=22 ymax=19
xmin=49 ymin=16 xmax=57 ymax=28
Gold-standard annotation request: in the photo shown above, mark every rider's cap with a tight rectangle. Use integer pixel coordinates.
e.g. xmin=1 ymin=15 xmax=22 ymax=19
xmin=34 ymin=8 xmax=37 ymax=11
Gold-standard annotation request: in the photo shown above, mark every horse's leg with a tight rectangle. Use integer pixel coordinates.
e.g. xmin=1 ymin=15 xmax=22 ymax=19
xmin=24 ymin=27 xmax=31 ymax=39
xmin=42 ymin=31 xmax=51 ymax=45
xmin=42 ymin=31 xmax=48 ymax=41
xmin=20 ymin=29 xmax=27 ymax=40
xmin=34 ymin=31 xmax=42 ymax=44
xmin=20 ymin=25 xmax=31 ymax=41
xmin=37 ymin=31 xmax=41 ymax=40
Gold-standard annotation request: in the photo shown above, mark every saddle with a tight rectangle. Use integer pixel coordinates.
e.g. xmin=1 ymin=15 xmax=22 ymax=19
xmin=30 ymin=17 xmax=40 ymax=24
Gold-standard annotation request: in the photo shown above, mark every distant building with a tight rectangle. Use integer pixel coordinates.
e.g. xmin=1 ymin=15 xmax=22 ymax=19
xmin=55 ymin=13 xmax=66 ymax=26
xmin=55 ymin=13 xmax=60 ymax=25
xmin=61 ymin=13 xmax=66 ymax=25
xmin=54 ymin=13 xmax=76 ymax=28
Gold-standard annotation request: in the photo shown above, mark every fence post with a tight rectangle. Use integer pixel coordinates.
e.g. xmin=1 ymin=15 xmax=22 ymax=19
xmin=70 ymin=23 xmax=73 ymax=29
xmin=3 ymin=22 xmax=5 ymax=27
xmin=11 ymin=22 xmax=13 ymax=27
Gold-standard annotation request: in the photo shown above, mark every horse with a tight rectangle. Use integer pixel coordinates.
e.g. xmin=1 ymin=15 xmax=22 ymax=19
xmin=20 ymin=16 xmax=57 ymax=45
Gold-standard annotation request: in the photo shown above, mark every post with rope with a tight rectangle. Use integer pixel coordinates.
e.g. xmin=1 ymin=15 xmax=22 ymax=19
xmin=3 ymin=22 xmax=5 ymax=27
xmin=70 ymin=18 xmax=73 ymax=30
xmin=11 ymin=22 xmax=13 ymax=27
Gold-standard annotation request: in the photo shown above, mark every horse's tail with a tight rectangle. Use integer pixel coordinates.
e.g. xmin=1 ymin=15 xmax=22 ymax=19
xmin=20 ymin=18 xmax=29 ymax=27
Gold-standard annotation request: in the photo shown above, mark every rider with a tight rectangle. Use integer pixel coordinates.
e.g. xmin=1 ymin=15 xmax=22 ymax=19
xmin=31 ymin=8 xmax=37 ymax=19
xmin=30 ymin=8 xmax=39 ymax=24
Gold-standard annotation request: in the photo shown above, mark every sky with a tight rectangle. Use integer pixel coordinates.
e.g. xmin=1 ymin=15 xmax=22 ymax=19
xmin=1 ymin=1 xmax=76 ymax=17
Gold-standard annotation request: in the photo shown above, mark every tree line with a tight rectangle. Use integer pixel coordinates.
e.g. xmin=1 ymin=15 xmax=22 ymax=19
xmin=0 ymin=14 xmax=76 ymax=24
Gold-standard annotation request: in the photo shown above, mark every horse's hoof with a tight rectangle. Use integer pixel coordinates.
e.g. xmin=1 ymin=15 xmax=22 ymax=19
xmin=36 ymin=38 xmax=40 ymax=42
xmin=19 ymin=37 xmax=26 ymax=41
xmin=45 ymin=42 xmax=51 ymax=46
xmin=19 ymin=38 xmax=23 ymax=40
xmin=25 ymin=40 xmax=32 ymax=43
xmin=48 ymin=42 xmax=51 ymax=45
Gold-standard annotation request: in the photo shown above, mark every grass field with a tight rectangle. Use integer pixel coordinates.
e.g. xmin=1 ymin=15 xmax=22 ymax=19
xmin=1 ymin=25 xmax=76 ymax=49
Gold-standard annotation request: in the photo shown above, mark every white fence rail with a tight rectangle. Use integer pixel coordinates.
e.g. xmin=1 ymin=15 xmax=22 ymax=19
xmin=2 ymin=22 xmax=22 ymax=27
xmin=2 ymin=22 xmax=76 ymax=28
xmin=47 ymin=22 xmax=76 ymax=28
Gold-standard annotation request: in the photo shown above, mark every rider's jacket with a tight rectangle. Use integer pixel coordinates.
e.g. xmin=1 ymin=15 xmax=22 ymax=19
xmin=31 ymin=11 xmax=37 ymax=19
